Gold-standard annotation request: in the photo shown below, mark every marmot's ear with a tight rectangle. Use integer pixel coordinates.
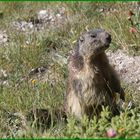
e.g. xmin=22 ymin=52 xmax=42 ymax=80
xmin=78 ymin=35 xmax=84 ymax=49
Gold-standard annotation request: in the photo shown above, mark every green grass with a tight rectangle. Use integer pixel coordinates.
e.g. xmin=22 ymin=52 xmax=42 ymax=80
xmin=0 ymin=2 xmax=140 ymax=138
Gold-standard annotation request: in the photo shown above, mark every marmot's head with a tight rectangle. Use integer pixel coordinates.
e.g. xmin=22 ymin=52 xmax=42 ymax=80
xmin=77 ymin=28 xmax=111 ymax=58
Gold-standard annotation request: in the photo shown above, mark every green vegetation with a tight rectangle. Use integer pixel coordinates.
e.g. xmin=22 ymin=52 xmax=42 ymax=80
xmin=0 ymin=2 xmax=140 ymax=138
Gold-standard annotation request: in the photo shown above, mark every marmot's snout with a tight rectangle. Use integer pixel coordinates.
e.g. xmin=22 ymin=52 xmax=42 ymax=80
xmin=100 ymin=31 xmax=111 ymax=47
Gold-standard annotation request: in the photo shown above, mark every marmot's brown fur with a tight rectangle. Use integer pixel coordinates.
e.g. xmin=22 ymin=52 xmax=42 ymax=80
xmin=65 ymin=28 xmax=125 ymax=119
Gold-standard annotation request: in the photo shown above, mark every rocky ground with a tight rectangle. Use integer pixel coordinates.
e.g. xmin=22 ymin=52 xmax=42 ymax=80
xmin=107 ymin=49 xmax=140 ymax=92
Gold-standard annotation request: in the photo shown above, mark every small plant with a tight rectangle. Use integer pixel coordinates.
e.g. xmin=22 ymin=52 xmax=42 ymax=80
xmin=127 ymin=10 xmax=140 ymax=34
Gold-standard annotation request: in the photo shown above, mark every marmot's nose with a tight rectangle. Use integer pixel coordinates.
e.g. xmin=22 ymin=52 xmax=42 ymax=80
xmin=100 ymin=32 xmax=111 ymax=45
xmin=105 ymin=33 xmax=111 ymax=44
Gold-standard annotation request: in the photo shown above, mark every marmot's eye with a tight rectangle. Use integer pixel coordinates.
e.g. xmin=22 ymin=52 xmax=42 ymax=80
xmin=90 ymin=34 xmax=96 ymax=38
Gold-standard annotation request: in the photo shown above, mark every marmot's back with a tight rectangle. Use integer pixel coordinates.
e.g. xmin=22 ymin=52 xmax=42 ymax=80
xmin=65 ymin=29 xmax=125 ymax=119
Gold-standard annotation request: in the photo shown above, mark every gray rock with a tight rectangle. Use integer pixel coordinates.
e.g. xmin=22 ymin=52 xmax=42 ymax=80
xmin=12 ymin=21 xmax=34 ymax=32
xmin=107 ymin=49 xmax=140 ymax=91
xmin=37 ymin=10 xmax=48 ymax=20
xmin=0 ymin=30 xmax=8 ymax=44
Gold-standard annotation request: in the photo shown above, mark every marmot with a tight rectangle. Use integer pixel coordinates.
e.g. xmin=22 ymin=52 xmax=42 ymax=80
xmin=27 ymin=29 xmax=125 ymax=128
xmin=65 ymin=28 xmax=125 ymax=119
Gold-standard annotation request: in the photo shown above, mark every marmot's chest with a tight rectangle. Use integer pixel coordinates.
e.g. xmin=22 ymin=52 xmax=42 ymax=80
xmin=77 ymin=64 xmax=106 ymax=87
xmin=75 ymin=64 xmax=110 ymax=105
